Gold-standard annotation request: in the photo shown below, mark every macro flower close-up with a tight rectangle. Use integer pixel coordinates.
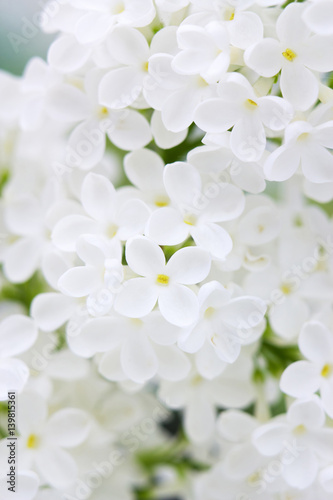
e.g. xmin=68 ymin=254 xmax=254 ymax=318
xmin=0 ymin=0 xmax=333 ymax=499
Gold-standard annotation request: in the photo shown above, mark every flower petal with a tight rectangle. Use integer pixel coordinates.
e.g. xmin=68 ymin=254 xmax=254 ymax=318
xmin=0 ymin=315 xmax=38 ymax=358
xmin=125 ymin=236 xmax=165 ymax=276
xmin=115 ymin=278 xmax=158 ymax=317
xmin=166 ymin=247 xmax=211 ymax=284
xmin=158 ymin=284 xmax=199 ymax=327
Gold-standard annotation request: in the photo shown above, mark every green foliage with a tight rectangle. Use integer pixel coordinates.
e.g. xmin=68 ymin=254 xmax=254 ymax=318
xmin=0 ymin=271 xmax=46 ymax=311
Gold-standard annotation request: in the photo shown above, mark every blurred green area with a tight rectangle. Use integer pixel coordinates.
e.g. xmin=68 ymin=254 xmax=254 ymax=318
xmin=0 ymin=0 xmax=55 ymax=75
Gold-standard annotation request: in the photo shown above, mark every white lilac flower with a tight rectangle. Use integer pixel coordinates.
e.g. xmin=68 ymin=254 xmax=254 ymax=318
xmin=244 ymin=2 xmax=333 ymax=110
xmin=159 ymin=352 xmax=255 ymax=443
xmin=186 ymin=0 xmax=264 ymax=50
xmin=178 ymin=280 xmax=266 ymax=363
xmin=146 ymin=161 xmax=244 ymax=259
xmin=194 ymin=73 xmax=293 ymax=162
xmin=0 ymin=391 xmax=91 ymax=490
xmin=252 ymin=396 xmax=333 ymax=489
xmin=0 ymin=315 xmax=38 ymax=400
xmin=46 ymin=69 xmax=152 ymax=168
xmin=68 ymin=311 xmax=190 ymax=384
xmin=114 ymin=236 xmax=211 ymax=326
xmin=52 ymin=172 xmax=150 ymax=252
xmin=280 ymin=321 xmax=333 ymax=418
xmin=264 ymin=120 xmax=333 ymax=183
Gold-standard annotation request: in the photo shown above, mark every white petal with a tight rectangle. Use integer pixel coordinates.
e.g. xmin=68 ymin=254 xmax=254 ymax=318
xmin=269 ymin=297 xmax=309 ymax=340
xmin=146 ymin=311 xmax=182 ymax=345
xmin=178 ymin=321 xmax=207 ymax=354
xmin=58 ymin=266 xmax=100 ymax=297
xmin=0 ymin=471 xmax=39 ymax=500
xmin=280 ymin=63 xmax=318 ymax=111
xmin=287 ymin=396 xmax=325 ymax=429
xmin=195 ymin=342 xmax=226 ymax=379
xmin=194 ymin=98 xmax=240 ymax=133
xmin=116 ymin=199 xmax=150 ymax=240
xmin=67 ymin=119 xmax=106 ymax=170
xmin=321 ymin=381 xmax=333 ymax=419
xmin=162 ymin=88 xmax=201 ymax=133
xmin=46 ymin=349 xmax=89 ymax=380
xmin=320 ymin=463 xmax=333 ymax=493
xmin=301 ymin=144 xmax=333 ymax=183
xmin=302 ymin=35 xmax=333 ymax=72
xmin=47 ymin=34 xmax=91 ymax=73
xmin=99 ymin=67 xmax=143 ymax=109
xmin=237 ymin=205 xmax=280 ymax=246
xmin=280 ymin=361 xmax=322 ymax=398
xmin=17 ymin=391 xmax=47 ymax=435
xmin=125 ymin=236 xmax=165 ymax=276
xmin=69 ymin=317 xmax=121 ymax=357
xmin=121 ymin=331 xmax=158 ymax=383
xmin=299 ymin=321 xmax=333 ymax=363
xmin=98 ymin=346 xmax=127 ymax=381
xmin=166 ymin=247 xmax=211 ymax=284
xmin=151 ymin=110 xmax=188 ymax=149
xmin=0 ymin=359 xmax=29 ymax=400
xmin=252 ymin=421 xmax=289 ymax=455
xmin=191 ymin=223 xmax=233 ymax=260
xmin=158 ymin=284 xmax=199 ymax=327
xmin=106 ymin=26 xmax=149 ymax=65
xmin=52 ymin=215 xmax=98 ymax=252
xmin=0 ymin=315 xmax=37 ymax=358
xmin=276 ymin=2 xmax=311 ymax=45
xmin=109 ymin=109 xmax=152 ymax=150
xmin=115 ymin=278 xmax=158 ymax=317
xmin=231 ymin=161 xmax=265 ymax=194
xmin=228 ymin=11 xmax=263 ymax=50
xmin=124 ymin=147 xmax=164 ymax=192
xmin=302 ymin=1 xmax=333 ymax=36
xmin=164 ymin=161 xmax=202 ymax=208
xmin=185 ymin=395 xmax=215 ymax=443
xmin=147 ymin=207 xmax=189 ymax=245
xmin=46 ymin=409 xmax=90 ymax=448
xmin=200 ymin=183 xmax=245 ymax=222
xmin=4 ymin=237 xmax=42 ymax=284
xmin=282 ymin=449 xmax=318 ymax=490
xmin=75 ymin=11 xmax=113 ymax=44
xmin=259 ymin=96 xmax=294 ymax=131
xmin=155 ymin=344 xmax=191 ymax=381
xmin=35 ymin=446 xmax=78 ymax=490
xmin=45 ymin=83 xmax=90 ymax=122
xmin=31 ymin=293 xmax=75 ymax=332
xmin=244 ymin=38 xmax=283 ymax=77
xmin=264 ymin=145 xmax=301 ymax=181
xmin=217 ymin=409 xmax=258 ymax=442
xmin=81 ymin=172 xmax=116 ymax=221
xmin=231 ymin=117 xmax=266 ymax=162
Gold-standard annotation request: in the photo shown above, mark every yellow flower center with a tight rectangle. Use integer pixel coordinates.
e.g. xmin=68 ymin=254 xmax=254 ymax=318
xmin=27 ymin=434 xmax=39 ymax=449
xmin=106 ymin=224 xmax=118 ymax=239
xmin=98 ymin=106 xmax=109 ymax=118
xmin=297 ymin=132 xmax=309 ymax=142
xmin=245 ymin=98 xmax=258 ymax=110
xmin=321 ymin=364 xmax=333 ymax=378
xmin=293 ymin=424 xmax=306 ymax=436
xmin=142 ymin=61 xmax=149 ymax=72
xmin=280 ymin=283 xmax=293 ymax=295
xmin=112 ymin=2 xmax=125 ymax=14
xmin=154 ymin=197 xmax=169 ymax=207
xmin=204 ymin=307 xmax=216 ymax=319
xmin=183 ymin=214 xmax=197 ymax=226
xmin=282 ymin=48 xmax=297 ymax=61
xmin=156 ymin=274 xmax=169 ymax=286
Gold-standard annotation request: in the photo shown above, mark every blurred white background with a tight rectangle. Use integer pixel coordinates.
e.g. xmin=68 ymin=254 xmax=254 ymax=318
xmin=0 ymin=0 xmax=55 ymax=75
